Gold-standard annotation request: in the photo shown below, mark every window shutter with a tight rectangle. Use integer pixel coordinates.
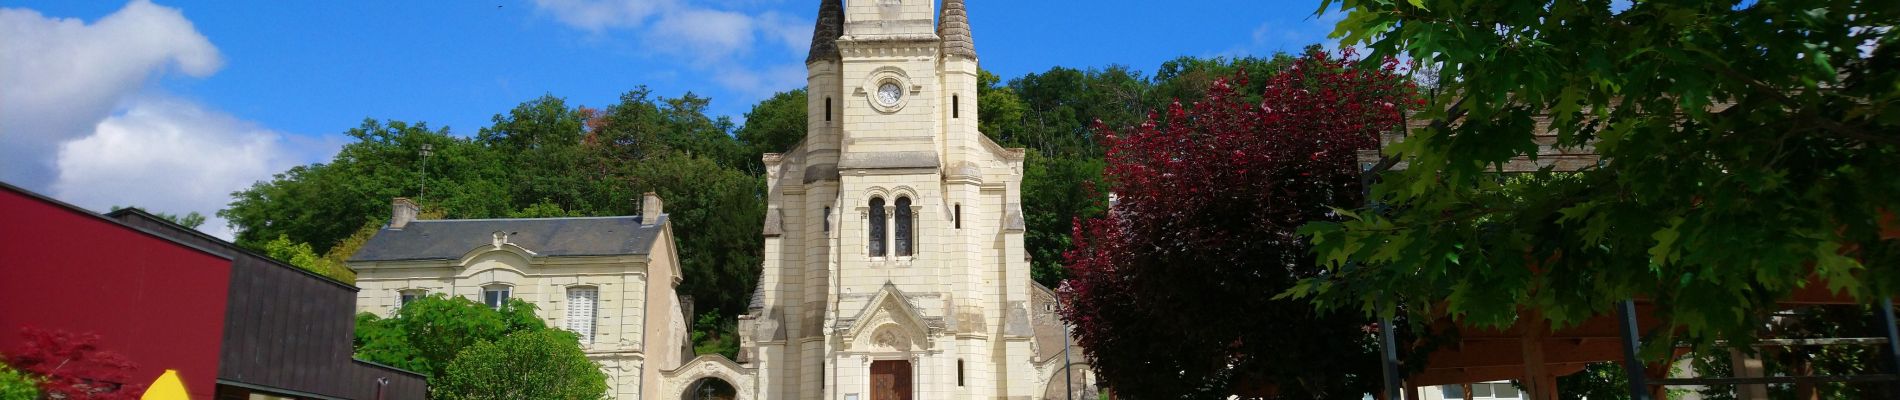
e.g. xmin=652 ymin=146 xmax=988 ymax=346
xmin=567 ymin=287 xmax=599 ymax=344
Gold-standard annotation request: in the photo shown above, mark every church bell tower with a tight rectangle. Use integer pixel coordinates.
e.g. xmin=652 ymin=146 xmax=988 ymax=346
xmin=741 ymin=1 xmax=1078 ymax=399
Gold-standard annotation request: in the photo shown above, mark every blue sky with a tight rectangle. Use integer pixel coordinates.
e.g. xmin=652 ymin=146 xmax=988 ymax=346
xmin=0 ymin=0 xmax=1342 ymax=238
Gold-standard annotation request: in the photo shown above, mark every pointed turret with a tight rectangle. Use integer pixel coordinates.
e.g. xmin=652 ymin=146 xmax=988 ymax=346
xmin=806 ymin=0 xmax=844 ymax=64
xmin=939 ymin=0 xmax=976 ymax=59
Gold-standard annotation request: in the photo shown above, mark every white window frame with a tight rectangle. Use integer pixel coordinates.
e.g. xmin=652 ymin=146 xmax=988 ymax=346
xmin=398 ymin=289 xmax=426 ymax=308
xmin=566 ymin=286 xmax=599 ymax=344
xmin=482 ymin=284 xmax=512 ymax=310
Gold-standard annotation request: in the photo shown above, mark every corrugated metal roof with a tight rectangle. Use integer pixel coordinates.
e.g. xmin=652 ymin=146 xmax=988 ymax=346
xmin=350 ymin=215 xmax=665 ymax=262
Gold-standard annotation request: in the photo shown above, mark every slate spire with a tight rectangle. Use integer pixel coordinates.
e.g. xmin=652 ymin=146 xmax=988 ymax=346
xmin=939 ymin=0 xmax=976 ymax=59
xmin=806 ymin=0 xmax=844 ymax=64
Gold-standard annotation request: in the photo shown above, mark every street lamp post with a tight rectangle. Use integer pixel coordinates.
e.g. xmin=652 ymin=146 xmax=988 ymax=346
xmin=419 ymin=143 xmax=434 ymax=201
xmin=1063 ymin=327 xmax=1075 ymax=400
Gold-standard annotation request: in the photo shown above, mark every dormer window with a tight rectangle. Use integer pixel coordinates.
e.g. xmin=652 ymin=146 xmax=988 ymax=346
xmin=483 ymin=285 xmax=512 ymax=310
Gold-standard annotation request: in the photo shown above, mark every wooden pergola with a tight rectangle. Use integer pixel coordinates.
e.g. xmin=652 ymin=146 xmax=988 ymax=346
xmin=1382 ymin=288 xmax=1900 ymax=400
xmin=1358 ymin=124 xmax=1900 ymax=400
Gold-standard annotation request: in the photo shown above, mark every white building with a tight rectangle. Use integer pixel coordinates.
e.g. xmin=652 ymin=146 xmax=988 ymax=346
xmin=657 ymin=1 xmax=1093 ymax=399
xmin=350 ymin=195 xmax=691 ymax=400
xmin=1418 ymin=382 xmax=1527 ymax=400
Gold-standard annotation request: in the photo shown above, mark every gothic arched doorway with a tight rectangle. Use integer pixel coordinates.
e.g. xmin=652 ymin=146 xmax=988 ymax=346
xmin=684 ymin=377 xmax=736 ymax=400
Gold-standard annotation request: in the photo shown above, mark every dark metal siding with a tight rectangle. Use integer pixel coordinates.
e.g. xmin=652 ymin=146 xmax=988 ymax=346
xmin=111 ymin=212 xmax=428 ymax=400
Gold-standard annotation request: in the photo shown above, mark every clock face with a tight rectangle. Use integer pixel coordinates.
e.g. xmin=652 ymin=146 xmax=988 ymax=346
xmin=876 ymin=82 xmax=903 ymax=106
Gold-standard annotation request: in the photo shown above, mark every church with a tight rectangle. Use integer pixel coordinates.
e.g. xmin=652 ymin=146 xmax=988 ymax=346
xmin=347 ymin=1 xmax=1090 ymax=399
xmin=670 ymin=0 xmax=1095 ymax=399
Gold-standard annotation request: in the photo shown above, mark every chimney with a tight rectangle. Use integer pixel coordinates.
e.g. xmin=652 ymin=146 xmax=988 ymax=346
xmin=391 ymin=198 xmax=419 ymax=229
xmin=642 ymin=192 xmax=665 ymax=226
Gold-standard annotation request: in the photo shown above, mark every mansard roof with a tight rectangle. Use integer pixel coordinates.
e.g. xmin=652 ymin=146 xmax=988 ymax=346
xmin=350 ymin=215 xmax=667 ymax=262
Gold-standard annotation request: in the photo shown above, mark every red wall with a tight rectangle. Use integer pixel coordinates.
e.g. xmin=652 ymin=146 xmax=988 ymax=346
xmin=0 ymin=188 xmax=230 ymax=399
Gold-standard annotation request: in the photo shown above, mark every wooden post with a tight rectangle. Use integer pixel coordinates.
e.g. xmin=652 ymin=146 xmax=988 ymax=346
xmin=1644 ymin=357 xmax=1672 ymax=400
xmin=1520 ymin=311 xmax=1557 ymax=400
xmin=1461 ymin=383 xmax=1474 ymax=400
xmin=1730 ymin=348 xmax=1768 ymax=400
xmin=1791 ymin=355 xmax=1818 ymax=400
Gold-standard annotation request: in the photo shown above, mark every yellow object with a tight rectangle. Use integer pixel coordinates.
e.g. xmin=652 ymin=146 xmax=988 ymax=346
xmin=141 ymin=370 xmax=189 ymax=400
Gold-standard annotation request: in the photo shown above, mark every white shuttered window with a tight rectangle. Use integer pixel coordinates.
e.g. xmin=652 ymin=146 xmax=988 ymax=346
xmin=567 ymin=287 xmax=599 ymax=344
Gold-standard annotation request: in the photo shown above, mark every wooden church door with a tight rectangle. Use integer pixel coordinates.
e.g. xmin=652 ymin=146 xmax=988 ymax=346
xmin=870 ymin=360 xmax=912 ymax=400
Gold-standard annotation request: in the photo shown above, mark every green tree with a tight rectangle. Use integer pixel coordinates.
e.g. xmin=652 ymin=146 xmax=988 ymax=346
xmin=584 ymin=88 xmax=672 ymax=166
xmin=0 ymin=363 xmax=37 ymax=400
xmin=1021 ymin=151 xmax=1106 ymax=286
xmin=976 ymin=70 xmax=1027 ymax=150
xmin=1150 ymin=54 xmax=1299 ymax=106
xmin=690 ymin=311 xmax=739 ymax=361
xmin=261 ymin=234 xmax=355 ymax=283
xmin=321 ymin=221 xmax=384 ymax=271
xmin=630 ymin=154 xmax=764 ymax=318
xmin=657 ymin=93 xmax=747 ymax=171
xmin=222 ymin=119 xmax=504 ymax=254
xmin=109 ymin=206 xmax=207 ymax=229
xmin=1297 ymin=0 xmax=1900 ymax=355
xmin=735 ymin=89 xmax=809 ymax=174
xmin=436 ymin=330 xmax=608 ymax=400
xmin=480 ymin=95 xmax=612 ymax=215
xmin=354 ymin=312 xmax=429 ymax=375
xmin=353 ymin=295 xmax=547 ymax=383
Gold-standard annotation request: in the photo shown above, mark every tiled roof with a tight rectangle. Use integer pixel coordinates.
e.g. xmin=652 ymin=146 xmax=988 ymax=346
xmin=938 ymin=0 xmax=976 ymax=59
xmin=350 ymin=216 xmax=665 ymax=262
xmin=806 ymin=0 xmax=844 ymax=64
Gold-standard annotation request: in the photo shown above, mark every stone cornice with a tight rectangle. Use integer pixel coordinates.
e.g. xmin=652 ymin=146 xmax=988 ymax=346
xmin=838 ymin=37 xmax=940 ymax=59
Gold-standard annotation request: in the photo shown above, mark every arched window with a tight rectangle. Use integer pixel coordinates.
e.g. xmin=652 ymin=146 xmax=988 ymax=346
xmin=895 ymin=197 xmax=914 ymax=257
xmin=957 ymin=359 xmax=966 ymax=387
xmin=869 ymin=197 xmax=887 ymax=257
xmin=825 ymin=97 xmax=833 ymax=122
xmin=952 ymin=94 xmax=960 ymax=118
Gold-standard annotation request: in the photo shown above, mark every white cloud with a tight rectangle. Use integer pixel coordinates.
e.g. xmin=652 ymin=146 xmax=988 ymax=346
xmin=532 ymin=0 xmax=676 ymax=31
xmin=1223 ymin=6 xmax=1354 ymax=58
xmin=0 ymin=0 xmax=221 ymax=188
xmin=529 ymin=0 xmax=810 ymax=98
xmin=649 ymin=8 xmax=760 ymax=62
xmin=2 ymin=0 xmax=331 ymax=240
xmin=51 ymin=97 xmax=336 ymax=240
xmin=712 ymin=63 xmax=807 ymax=100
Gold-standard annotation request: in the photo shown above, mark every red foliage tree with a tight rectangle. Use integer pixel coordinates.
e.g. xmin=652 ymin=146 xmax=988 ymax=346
xmin=1059 ymin=49 xmax=1416 ymax=398
xmin=8 ymin=327 xmax=146 ymax=399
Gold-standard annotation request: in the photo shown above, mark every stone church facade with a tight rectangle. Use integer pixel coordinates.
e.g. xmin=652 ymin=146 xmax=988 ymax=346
xmin=663 ymin=1 xmax=1095 ymax=399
